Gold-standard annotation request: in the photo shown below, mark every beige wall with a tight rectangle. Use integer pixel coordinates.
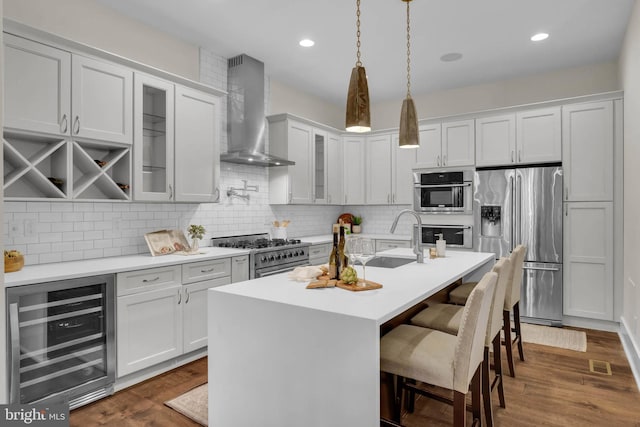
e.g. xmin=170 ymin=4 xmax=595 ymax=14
xmin=269 ymin=79 xmax=344 ymax=129
xmin=3 ymin=0 xmax=200 ymax=81
xmin=371 ymin=62 xmax=620 ymax=130
xmin=620 ymin=0 xmax=640 ymax=346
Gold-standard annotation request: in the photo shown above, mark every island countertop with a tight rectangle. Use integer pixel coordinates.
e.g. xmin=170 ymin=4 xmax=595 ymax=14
xmin=211 ymin=249 xmax=494 ymax=324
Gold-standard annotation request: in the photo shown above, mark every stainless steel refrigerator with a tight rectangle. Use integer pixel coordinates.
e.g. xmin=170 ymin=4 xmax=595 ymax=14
xmin=473 ymin=165 xmax=563 ymax=326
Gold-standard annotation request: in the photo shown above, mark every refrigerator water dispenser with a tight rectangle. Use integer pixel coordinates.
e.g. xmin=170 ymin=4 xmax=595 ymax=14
xmin=481 ymin=205 xmax=502 ymax=237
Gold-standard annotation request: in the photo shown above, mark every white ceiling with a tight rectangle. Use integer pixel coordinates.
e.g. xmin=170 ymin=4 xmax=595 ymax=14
xmin=97 ymin=0 xmax=634 ymax=105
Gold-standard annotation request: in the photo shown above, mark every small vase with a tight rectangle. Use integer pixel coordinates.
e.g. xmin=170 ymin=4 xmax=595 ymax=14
xmin=352 ymin=225 xmax=362 ymax=234
xmin=191 ymin=238 xmax=200 ymax=252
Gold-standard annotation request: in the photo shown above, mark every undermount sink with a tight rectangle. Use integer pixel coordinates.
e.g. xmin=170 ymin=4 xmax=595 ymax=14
xmin=366 ymin=257 xmax=415 ymax=268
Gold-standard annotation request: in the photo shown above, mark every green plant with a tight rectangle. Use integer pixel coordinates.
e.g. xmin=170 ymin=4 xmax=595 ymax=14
xmin=352 ymin=215 xmax=362 ymax=226
xmin=187 ymin=224 xmax=205 ymax=240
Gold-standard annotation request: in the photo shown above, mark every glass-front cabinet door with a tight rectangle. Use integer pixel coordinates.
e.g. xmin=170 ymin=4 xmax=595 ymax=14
xmin=313 ymin=128 xmax=328 ymax=204
xmin=133 ymin=73 xmax=175 ymax=201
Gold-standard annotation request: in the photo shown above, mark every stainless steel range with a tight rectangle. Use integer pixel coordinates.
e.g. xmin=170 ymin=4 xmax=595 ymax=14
xmin=211 ymin=233 xmax=310 ymax=279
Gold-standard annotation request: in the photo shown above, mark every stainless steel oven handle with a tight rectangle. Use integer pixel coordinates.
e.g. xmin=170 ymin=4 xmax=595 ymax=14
xmin=415 ymin=182 xmax=472 ymax=188
xmin=9 ymin=303 xmax=20 ymax=403
xmin=421 ymin=224 xmax=471 ymax=229
xmin=523 ymin=265 xmax=561 ymax=272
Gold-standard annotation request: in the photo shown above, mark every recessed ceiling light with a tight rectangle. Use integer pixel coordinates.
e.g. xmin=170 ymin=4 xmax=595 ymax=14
xmin=531 ymin=33 xmax=549 ymax=42
xmin=299 ymin=39 xmax=315 ymax=47
xmin=440 ymin=52 xmax=463 ymax=62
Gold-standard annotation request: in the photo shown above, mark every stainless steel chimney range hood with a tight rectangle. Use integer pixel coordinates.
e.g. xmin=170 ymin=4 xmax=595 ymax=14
xmin=221 ymin=54 xmax=294 ymax=167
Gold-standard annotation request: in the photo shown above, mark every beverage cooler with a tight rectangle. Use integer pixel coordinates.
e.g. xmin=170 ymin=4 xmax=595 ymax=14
xmin=7 ymin=275 xmax=115 ymax=408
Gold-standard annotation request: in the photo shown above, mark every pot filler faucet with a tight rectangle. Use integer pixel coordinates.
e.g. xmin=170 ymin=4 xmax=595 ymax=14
xmin=390 ymin=209 xmax=424 ymax=263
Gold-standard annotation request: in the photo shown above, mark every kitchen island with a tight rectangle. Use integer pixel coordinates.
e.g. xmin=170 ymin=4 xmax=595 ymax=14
xmin=207 ymin=249 xmax=494 ymax=427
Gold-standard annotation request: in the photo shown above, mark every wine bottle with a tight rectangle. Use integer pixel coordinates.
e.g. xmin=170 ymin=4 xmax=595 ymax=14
xmin=338 ymin=226 xmax=348 ymax=275
xmin=328 ymin=232 xmax=339 ymax=280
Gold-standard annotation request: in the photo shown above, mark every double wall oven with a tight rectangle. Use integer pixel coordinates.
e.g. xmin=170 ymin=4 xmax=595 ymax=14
xmin=212 ymin=233 xmax=311 ymax=279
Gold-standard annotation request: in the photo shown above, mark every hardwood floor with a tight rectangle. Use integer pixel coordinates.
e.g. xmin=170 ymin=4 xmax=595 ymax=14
xmin=70 ymin=328 xmax=640 ymax=426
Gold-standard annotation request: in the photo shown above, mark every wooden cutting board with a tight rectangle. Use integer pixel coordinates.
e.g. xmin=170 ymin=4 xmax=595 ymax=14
xmin=336 ymin=279 xmax=382 ymax=292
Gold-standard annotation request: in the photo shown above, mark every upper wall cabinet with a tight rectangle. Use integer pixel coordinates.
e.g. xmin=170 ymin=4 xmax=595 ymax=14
xmin=133 ymin=73 xmax=175 ymax=201
xmin=416 ymin=120 xmax=474 ymax=168
xmin=342 ymin=135 xmax=366 ymax=205
xmin=72 ymin=55 xmax=133 ymax=144
xmin=4 ymin=34 xmax=133 ymax=144
xmin=475 ymin=107 xmax=561 ymax=167
xmin=562 ymin=101 xmax=614 ymax=202
xmin=365 ymin=133 xmax=416 ymax=205
xmin=4 ymin=34 xmax=71 ymax=135
xmin=326 ymin=132 xmax=343 ymax=205
xmin=174 ymin=85 xmax=221 ymax=203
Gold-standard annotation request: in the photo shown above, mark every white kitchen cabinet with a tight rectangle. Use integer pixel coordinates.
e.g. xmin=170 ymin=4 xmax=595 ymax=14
xmin=475 ymin=107 xmax=560 ymax=167
xmin=392 ymin=133 xmax=417 ymax=205
xmin=516 ymin=106 xmax=561 ymax=164
xmin=563 ymin=201 xmax=613 ymax=320
xmin=365 ymin=134 xmax=393 ymax=204
xmin=116 ymin=266 xmax=183 ymax=377
xmin=475 ymin=114 xmax=515 ymax=167
xmin=72 ymin=55 xmax=133 ymax=144
xmin=174 ymin=85 xmax=221 ymax=202
xmin=133 ymin=73 xmax=175 ymax=201
xmin=326 ymin=132 xmax=343 ymax=205
xmin=268 ymin=116 xmax=313 ymax=204
xmin=4 ymin=34 xmax=71 ymax=135
xmin=309 ymin=243 xmax=332 ymax=266
xmin=183 ymin=276 xmax=230 ymax=353
xmin=562 ymin=100 xmax=614 ymax=202
xmin=415 ymin=123 xmax=442 ymax=169
xmin=365 ymin=133 xmax=415 ymax=205
xmin=415 ymin=120 xmax=474 ymax=168
xmin=342 ymin=135 xmax=366 ymax=205
xmin=313 ymin=128 xmax=329 ymax=204
xmin=231 ymin=255 xmax=250 ymax=283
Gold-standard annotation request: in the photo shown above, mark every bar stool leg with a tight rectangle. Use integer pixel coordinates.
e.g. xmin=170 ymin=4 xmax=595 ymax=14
xmin=482 ymin=347 xmax=494 ymax=427
xmin=492 ymin=334 xmax=506 ymax=408
xmin=503 ymin=309 xmax=516 ymax=377
xmin=513 ymin=302 xmax=525 ymax=361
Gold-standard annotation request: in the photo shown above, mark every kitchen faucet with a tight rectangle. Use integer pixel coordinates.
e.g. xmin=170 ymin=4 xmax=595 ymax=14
xmin=390 ymin=209 xmax=424 ymax=263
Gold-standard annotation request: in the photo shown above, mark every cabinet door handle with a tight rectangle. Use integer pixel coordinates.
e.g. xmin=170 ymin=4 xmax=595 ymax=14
xmin=177 ymin=289 xmax=182 ymax=304
xmin=185 ymin=289 xmax=190 ymax=304
xmin=169 ymin=184 xmax=173 ymax=200
xmin=443 ymin=155 xmax=447 ymax=166
xmin=437 ymin=155 xmax=440 ymax=167
xmin=289 ymin=192 xmax=292 ymax=203
xmin=511 ymin=150 xmax=515 ymax=163
xmin=142 ymin=276 xmax=160 ymax=283
xmin=60 ymin=114 xmax=68 ymax=133
xmin=392 ymin=194 xmax=396 ymax=204
xmin=387 ymin=194 xmax=390 ymax=204
xmin=518 ymin=150 xmax=522 ymax=163
xmin=73 ymin=116 xmax=80 ymax=135
xmin=9 ymin=303 xmax=20 ymax=403
xmin=565 ymin=204 xmax=568 ymax=217
xmin=201 ymin=267 xmax=215 ymax=273
xmin=564 ymin=187 xmax=568 ymax=201
xmin=214 ymin=187 xmax=220 ymax=202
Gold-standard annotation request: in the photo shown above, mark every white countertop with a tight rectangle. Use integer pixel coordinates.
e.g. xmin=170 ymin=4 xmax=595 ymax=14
xmin=4 ymin=247 xmax=251 ymax=287
xmin=299 ymin=233 xmax=412 ymax=245
xmin=211 ymin=248 xmax=494 ymax=324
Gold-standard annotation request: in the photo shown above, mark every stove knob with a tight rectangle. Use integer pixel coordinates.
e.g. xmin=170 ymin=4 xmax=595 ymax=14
xmin=261 ymin=256 xmax=268 ymax=263
xmin=287 ymin=252 xmax=293 ymax=258
xmin=269 ymin=255 xmax=275 ymax=262
xmin=299 ymin=249 xmax=305 ymax=256
xmin=276 ymin=254 xmax=282 ymax=260
xmin=293 ymin=250 xmax=299 ymax=257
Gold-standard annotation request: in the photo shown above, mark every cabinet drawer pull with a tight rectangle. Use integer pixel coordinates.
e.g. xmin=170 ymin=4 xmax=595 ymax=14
xmin=201 ymin=267 xmax=216 ymax=273
xmin=234 ymin=258 xmax=246 ymax=263
xmin=73 ymin=116 xmax=80 ymax=135
xmin=142 ymin=276 xmax=160 ymax=283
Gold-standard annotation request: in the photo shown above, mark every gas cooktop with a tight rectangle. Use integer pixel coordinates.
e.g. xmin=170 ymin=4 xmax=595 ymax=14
xmin=211 ymin=233 xmax=306 ymax=251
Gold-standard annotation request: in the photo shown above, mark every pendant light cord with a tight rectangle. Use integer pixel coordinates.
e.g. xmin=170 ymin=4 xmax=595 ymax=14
xmin=406 ymin=0 xmax=411 ymax=98
xmin=356 ymin=0 xmax=362 ymax=67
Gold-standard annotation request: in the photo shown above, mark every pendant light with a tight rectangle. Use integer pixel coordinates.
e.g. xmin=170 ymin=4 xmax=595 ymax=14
xmin=398 ymin=0 xmax=419 ymax=148
xmin=345 ymin=0 xmax=371 ymax=132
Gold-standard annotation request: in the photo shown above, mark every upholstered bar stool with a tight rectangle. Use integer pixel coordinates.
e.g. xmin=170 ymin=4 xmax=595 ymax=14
xmin=446 ymin=245 xmax=527 ymax=377
xmin=380 ymin=271 xmax=497 ymax=427
xmin=410 ymin=257 xmax=512 ymax=427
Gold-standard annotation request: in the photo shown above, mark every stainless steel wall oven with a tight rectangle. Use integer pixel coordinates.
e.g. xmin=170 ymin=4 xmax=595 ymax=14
xmin=413 ymin=169 xmax=473 ymax=214
xmin=417 ymin=224 xmax=473 ymax=248
xmin=7 ymin=275 xmax=115 ymax=409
